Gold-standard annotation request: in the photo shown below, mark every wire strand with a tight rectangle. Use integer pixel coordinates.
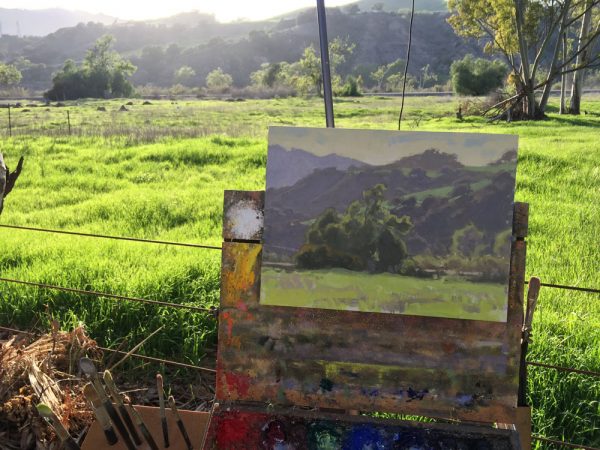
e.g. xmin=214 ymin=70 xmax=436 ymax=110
xmin=527 ymin=361 xmax=600 ymax=378
xmin=0 ymin=277 xmax=218 ymax=314
xmin=398 ymin=0 xmax=415 ymax=130
xmin=0 ymin=224 xmax=222 ymax=250
xmin=533 ymin=435 xmax=600 ymax=450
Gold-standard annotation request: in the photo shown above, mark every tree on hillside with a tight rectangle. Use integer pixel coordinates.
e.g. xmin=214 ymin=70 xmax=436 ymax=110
xmin=174 ymin=66 xmax=196 ymax=86
xmin=45 ymin=35 xmax=136 ymax=100
xmin=295 ymin=37 xmax=356 ymax=96
xmin=451 ymin=55 xmax=508 ymax=95
xmin=0 ymin=63 xmax=22 ymax=88
xmin=448 ymin=0 xmax=600 ymax=119
xmin=296 ymin=184 xmax=413 ymax=273
xmin=206 ymin=67 xmax=233 ymax=92
xmin=371 ymin=58 xmax=405 ymax=91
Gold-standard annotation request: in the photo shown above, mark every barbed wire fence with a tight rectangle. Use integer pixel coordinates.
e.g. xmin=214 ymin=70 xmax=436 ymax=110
xmin=0 ymin=221 xmax=599 ymax=449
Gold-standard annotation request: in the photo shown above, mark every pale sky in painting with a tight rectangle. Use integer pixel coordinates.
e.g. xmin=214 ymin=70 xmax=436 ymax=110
xmin=4 ymin=0 xmax=355 ymax=22
xmin=269 ymin=126 xmax=519 ymax=167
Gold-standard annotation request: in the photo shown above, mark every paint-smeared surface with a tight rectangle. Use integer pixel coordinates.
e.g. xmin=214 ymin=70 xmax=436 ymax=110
xmin=217 ymin=192 xmax=527 ymax=423
xmin=223 ymin=191 xmax=264 ymax=241
xmin=203 ymin=405 xmax=521 ymax=450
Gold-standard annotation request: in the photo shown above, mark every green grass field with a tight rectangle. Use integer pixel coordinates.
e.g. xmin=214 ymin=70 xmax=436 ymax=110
xmin=261 ymin=267 xmax=507 ymax=322
xmin=0 ymin=95 xmax=599 ymax=447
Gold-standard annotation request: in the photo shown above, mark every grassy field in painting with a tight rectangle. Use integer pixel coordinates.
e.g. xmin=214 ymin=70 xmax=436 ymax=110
xmin=0 ymin=95 xmax=599 ymax=446
xmin=261 ymin=267 xmax=507 ymax=322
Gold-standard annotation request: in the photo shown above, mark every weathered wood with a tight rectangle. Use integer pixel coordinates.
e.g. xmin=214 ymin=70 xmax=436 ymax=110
xmin=217 ymin=192 xmax=528 ymax=424
xmin=203 ymin=403 xmax=522 ymax=450
xmin=0 ymin=154 xmax=24 ymax=216
xmin=513 ymin=202 xmax=529 ymax=239
xmin=0 ymin=153 xmax=6 ymax=214
xmin=222 ymin=190 xmax=264 ymax=242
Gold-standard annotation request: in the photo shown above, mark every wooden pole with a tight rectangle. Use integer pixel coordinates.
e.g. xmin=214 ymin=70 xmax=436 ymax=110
xmin=7 ymin=105 xmax=12 ymax=137
xmin=67 ymin=110 xmax=71 ymax=136
xmin=316 ymin=0 xmax=335 ymax=128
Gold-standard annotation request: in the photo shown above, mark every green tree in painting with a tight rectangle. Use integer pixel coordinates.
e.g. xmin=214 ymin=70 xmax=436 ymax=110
xmin=296 ymin=184 xmax=412 ymax=273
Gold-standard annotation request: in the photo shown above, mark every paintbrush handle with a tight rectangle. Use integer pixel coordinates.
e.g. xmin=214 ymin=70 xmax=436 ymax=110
xmin=176 ymin=419 xmax=194 ymax=450
xmin=162 ymin=418 xmax=170 ymax=448
xmin=103 ymin=400 xmax=137 ymax=450
xmin=126 ymin=404 xmax=160 ymax=450
xmin=118 ymin=403 xmax=143 ymax=445
xmin=168 ymin=396 xmax=193 ymax=449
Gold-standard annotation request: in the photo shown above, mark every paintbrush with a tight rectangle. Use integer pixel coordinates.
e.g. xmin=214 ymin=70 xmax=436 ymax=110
xmin=168 ymin=395 xmax=194 ymax=450
xmin=79 ymin=358 xmax=137 ymax=450
xmin=83 ymin=383 xmax=118 ymax=445
xmin=157 ymin=374 xmax=170 ymax=448
xmin=518 ymin=276 xmax=541 ymax=407
xmin=36 ymin=404 xmax=81 ymax=450
xmin=103 ymin=370 xmax=143 ymax=445
xmin=124 ymin=401 xmax=160 ymax=450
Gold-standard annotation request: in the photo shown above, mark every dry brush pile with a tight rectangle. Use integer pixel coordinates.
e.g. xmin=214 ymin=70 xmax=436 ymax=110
xmin=0 ymin=327 xmax=101 ymax=449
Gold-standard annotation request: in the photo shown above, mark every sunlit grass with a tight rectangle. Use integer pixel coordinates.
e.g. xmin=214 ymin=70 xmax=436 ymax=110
xmin=0 ymin=95 xmax=599 ymax=446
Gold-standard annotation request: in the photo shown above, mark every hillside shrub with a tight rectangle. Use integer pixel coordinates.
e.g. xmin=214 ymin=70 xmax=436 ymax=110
xmin=450 ymin=55 xmax=507 ymax=96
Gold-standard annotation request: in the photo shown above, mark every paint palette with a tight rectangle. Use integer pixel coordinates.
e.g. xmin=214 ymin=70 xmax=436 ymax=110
xmin=203 ymin=404 xmax=521 ymax=450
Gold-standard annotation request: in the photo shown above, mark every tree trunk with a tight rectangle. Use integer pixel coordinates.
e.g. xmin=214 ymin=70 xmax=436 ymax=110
xmin=569 ymin=0 xmax=594 ymax=114
xmin=560 ymin=32 xmax=568 ymax=114
xmin=0 ymin=153 xmax=6 ymax=215
xmin=515 ymin=0 xmax=537 ymax=118
xmin=540 ymin=0 xmax=571 ymax=113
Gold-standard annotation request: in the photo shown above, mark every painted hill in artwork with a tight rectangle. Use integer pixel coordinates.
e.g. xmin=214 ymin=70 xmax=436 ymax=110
xmin=266 ymin=145 xmax=368 ymax=189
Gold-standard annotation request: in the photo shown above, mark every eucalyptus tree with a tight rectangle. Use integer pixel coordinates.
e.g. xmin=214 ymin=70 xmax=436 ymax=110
xmin=448 ymin=0 xmax=600 ymax=119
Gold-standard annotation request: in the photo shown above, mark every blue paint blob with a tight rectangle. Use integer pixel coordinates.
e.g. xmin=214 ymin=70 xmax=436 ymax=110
xmin=344 ymin=425 xmax=386 ymax=450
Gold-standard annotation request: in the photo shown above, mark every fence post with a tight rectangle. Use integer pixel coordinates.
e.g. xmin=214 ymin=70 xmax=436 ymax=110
xmin=8 ymin=105 xmax=12 ymax=137
xmin=67 ymin=110 xmax=71 ymax=136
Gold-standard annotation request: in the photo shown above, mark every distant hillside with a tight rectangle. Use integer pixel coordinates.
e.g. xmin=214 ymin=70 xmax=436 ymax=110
xmin=265 ymin=150 xmax=516 ymax=258
xmin=267 ymin=145 xmax=368 ymax=189
xmin=0 ymin=7 xmax=483 ymax=92
xmin=355 ymin=0 xmax=447 ymax=12
xmin=0 ymin=8 xmax=116 ymax=37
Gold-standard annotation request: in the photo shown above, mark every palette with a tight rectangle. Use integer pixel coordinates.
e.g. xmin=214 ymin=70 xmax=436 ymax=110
xmin=203 ymin=403 xmax=522 ymax=450
xmin=216 ymin=190 xmax=528 ymax=423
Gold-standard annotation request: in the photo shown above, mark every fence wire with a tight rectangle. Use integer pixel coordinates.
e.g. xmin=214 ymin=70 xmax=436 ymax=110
xmin=1 ymin=223 xmax=599 ymax=295
xmin=0 ymin=277 xmax=218 ymax=315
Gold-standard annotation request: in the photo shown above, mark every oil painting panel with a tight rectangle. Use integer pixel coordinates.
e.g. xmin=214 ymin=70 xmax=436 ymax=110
xmin=261 ymin=127 xmax=518 ymax=322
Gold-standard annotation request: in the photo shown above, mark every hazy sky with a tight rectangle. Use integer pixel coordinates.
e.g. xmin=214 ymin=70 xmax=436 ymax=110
xmin=269 ymin=127 xmax=518 ymax=167
xmin=5 ymin=0 xmax=356 ymax=22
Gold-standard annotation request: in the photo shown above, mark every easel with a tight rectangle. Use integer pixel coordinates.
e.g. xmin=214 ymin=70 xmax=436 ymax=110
xmin=203 ymin=3 xmax=533 ymax=448
xmin=201 ymin=191 xmax=531 ymax=449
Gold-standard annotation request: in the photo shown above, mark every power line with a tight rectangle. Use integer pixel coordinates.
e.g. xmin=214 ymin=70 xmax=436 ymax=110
xmin=398 ymin=0 xmax=415 ymax=130
xmin=0 ymin=224 xmax=222 ymax=250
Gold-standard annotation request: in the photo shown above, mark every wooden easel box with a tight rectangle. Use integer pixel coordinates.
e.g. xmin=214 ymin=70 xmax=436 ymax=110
xmin=81 ymin=405 xmax=210 ymax=450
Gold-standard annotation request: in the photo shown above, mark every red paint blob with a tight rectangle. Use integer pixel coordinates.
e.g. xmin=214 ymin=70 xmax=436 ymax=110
xmin=225 ymin=371 xmax=252 ymax=397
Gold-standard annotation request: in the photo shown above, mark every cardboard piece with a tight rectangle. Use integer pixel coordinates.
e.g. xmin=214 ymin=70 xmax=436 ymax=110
xmin=81 ymin=405 xmax=210 ymax=450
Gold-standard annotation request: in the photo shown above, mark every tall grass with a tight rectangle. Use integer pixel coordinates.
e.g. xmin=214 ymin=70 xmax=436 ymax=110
xmin=0 ymin=96 xmax=598 ymax=447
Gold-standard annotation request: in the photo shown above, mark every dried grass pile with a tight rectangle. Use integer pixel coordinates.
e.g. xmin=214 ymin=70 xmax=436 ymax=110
xmin=0 ymin=327 xmax=101 ymax=449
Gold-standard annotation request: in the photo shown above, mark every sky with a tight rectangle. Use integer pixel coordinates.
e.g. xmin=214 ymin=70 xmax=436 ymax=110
xmin=3 ymin=0 xmax=357 ymax=22
xmin=269 ymin=127 xmax=519 ymax=167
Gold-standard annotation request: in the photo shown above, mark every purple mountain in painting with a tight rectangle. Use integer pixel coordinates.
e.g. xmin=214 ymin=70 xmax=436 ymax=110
xmin=267 ymin=145 xmax=368 ymax=189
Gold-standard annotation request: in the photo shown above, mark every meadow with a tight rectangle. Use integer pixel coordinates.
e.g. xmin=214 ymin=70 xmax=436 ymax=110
xmin=261 ymin=267 xmax=507 ymax=321
xmin=0 ymin=95 xmax=599 ymax=447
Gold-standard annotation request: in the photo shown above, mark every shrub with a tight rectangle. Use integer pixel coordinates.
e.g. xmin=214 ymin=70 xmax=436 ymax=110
xmin=450 ymin=55 xmax=507 ymax=96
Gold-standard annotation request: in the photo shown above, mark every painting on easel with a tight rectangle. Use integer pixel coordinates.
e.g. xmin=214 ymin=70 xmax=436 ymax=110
xmin=261 ymin=127 xmax=518 ymax=322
